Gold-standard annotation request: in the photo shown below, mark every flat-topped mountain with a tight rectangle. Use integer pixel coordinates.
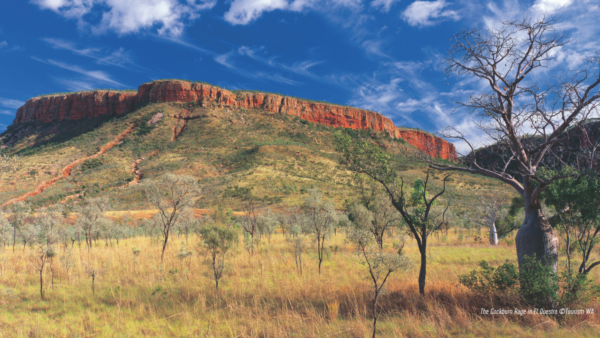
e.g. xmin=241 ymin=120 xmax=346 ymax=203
xmin=11 ymin=80 xmax=457 ymax=160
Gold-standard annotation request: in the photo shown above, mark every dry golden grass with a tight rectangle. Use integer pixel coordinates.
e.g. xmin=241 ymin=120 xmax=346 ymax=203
xmin=0 ymin=230 xmax=599 ymax=337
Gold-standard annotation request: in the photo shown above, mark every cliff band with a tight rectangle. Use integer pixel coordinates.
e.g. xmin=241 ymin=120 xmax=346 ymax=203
xmin=13 ymin=80 xmax=457 ymax=160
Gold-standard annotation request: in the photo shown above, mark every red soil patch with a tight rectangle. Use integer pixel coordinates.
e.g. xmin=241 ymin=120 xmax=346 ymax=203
xmin=1 ymin=124 xmax=137 ymax=207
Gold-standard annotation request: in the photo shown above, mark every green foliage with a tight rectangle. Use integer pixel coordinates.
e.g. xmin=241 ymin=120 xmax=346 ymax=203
xmin=460 ymin=257 xmax=599 ymax=309
xmin=137 ymin=113 xmax=161 ymax=136
xmin=80 ymin=158 xmax=104 ymax=172
xmin=519 ymin=256 xmax=559 ymax=307
xmin=459 ymin=260 xmax=519 ymax=294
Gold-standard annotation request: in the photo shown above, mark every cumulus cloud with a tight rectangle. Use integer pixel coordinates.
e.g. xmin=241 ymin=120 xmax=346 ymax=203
xmin=401 ymin=0 xmax=459 ymax=27
xmin=31 ymin=0 xmax=216 ymax=36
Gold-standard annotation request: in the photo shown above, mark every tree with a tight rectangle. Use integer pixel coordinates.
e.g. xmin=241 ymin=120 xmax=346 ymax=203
xmin=141 ymin=174 xmax=199 ymax=262
xmin=257 ymin=209 xmax=277 ymax=243
xmin=237 ymin=188 xmax=260 ymax=255
xmin=175 ymin=208 xmax=199 ymax=245
xmin=199 ymin=225 xmax=238 ymax=290
xmin=346 ymin=227 xmax=413 ymax=338
xmin=336 ymin=133 xmax=451 ymax=295
xmin=0 ymin=211 xmax=10 ymax=249
xmin=76 ymin=197 xmax=110 ymax=252
xmin=301 ymin=189 xmax=338 ymax=274
xmin=540 ymin=168 xmax=600 ymax=276
xmin=349 ymin=177 xmax=402 ymax=248
xmin=465 ymin=195 xmax=518 ymax=245
xmin=7 ymin=201 xmax=31 ymax=253
xmin=30 ymin=212 xmax=61 ymax=300
xmin=431 ymin=17 xmax=600 ymax=274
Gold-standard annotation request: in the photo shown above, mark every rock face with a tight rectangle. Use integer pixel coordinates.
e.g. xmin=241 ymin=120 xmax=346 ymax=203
xmin=14 ymin=91 xmax=137 ymax=124
xmin=13 ymin=80 xmax=457 ymax=160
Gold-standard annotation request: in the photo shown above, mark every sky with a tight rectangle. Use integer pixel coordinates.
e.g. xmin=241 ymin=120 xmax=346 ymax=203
xmin=0 ymin=0 xmax=598 ymax=152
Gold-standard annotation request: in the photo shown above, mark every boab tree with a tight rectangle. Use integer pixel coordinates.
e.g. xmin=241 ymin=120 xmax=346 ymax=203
xmin=141 ymin=174 xmax=199 ymax=263
xmin=428 ymin=17 xmax=600 ymax=273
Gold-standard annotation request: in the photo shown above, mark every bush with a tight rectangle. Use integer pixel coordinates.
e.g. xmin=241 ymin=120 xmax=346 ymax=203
xmin=459 ymin=260 xmax=519 ymax=294
xmin=460 ymin=257 xmax=599 ymax=310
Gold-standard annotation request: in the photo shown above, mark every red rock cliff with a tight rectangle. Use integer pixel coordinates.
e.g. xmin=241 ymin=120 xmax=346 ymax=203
xmin=12 ymin=80 xmax=457 ymax=160
xmin=14 ymin=91 xmax=137 ymax=124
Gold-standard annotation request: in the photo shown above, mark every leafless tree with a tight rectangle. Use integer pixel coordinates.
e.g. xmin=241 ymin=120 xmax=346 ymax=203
xmin=429 ymin=17 xmax=600 ymax=273
xmin=465 ymin=195 xmax=517 ymax=245
xmin=141 ymin=174 xmax=199 ymax=262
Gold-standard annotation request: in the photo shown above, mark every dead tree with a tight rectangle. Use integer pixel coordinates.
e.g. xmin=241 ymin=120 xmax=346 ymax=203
xmin=430 ymin=16 xmax=600 ymax=274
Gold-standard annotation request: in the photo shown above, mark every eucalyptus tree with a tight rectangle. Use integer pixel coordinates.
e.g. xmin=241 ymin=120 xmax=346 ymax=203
xmin=423 ymin=17 xmax=600 ymax=275
xmin=199 ymin=225 xmax=238 ymax=290
xmin=7 ymin=201 xmax=30 ymax=252
xmin=336 ymin=132 xmax=451 ymax=295
xmin=347 ymin=226 xmax=413 ymax=338
xmin=0 ymin=211 xmax=10 ymax=249
xmin=76 ymin=197 xmax=110 ymax=252
xmin=30 ymin=210 xmax=62 ymax=300
xmin=301 ymin=189 xmax=339 ymax=274
xmin=141 ymin=174 xmax=200 ymax=263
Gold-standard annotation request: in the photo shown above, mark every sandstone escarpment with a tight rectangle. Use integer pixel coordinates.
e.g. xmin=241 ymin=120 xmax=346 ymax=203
xmin=12 ymin=80 xmax=457 ymax=160
xmin=14 ymin=91 xmax=137 ymax=125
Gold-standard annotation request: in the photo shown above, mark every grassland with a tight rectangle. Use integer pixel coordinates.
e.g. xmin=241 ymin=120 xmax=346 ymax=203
xmin=0 ymin=230 xmax=598 ymax=337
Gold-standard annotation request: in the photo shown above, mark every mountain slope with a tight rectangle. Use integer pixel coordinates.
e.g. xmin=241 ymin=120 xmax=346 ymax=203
xmin=1 ymin=80 xmax=513 ymax=214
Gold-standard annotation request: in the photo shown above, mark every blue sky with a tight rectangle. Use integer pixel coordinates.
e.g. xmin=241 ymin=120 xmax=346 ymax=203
xmin=0 ymin=0 xmax=598 ymax=152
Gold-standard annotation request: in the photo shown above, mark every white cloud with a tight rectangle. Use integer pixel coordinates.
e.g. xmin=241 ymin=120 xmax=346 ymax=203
xmin=224 ymin=0 xmax=288 ymax=25
xmin=32 ymin=0 xmax=216 ymax=36
xmin=224 ymin=0 xmax=364 ymax=25
xmin=532 ymin=0 xmax=573 ymax=14
xmin=370 ymin=0 xmax=399 ymax=12
xmin=55 ymin=79 xmax=96 ymax=91
xmin=214 ymin=50 xmax=301 ymax=85
xmin=401 ymin=0 xmax=459 ymax=27
xmin=44 ymin=38 xmax=135 ymax=68
xmin=0 ymin=41 xmax=7 ymax=48
xmin=0 ymin=110 xmax=15 ymax=116
xmin=32 ymin=57 xmax=125 ymax=87
xmin=0 ymin=98 xmax=25 ymax=109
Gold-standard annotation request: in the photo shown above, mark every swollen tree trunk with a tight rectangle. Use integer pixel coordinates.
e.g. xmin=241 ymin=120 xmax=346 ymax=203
xmin=515 ymin=198 xmax=558 ymax=274
xmin=489 ymin=221 xmax=499 ymax=245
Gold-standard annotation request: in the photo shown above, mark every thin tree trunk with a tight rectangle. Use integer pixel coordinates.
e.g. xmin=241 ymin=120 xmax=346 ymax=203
xmin=489 ymin=221 xmax=499 ymax=245
xmin=418 ymin=239 xmax=427 ymax=296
